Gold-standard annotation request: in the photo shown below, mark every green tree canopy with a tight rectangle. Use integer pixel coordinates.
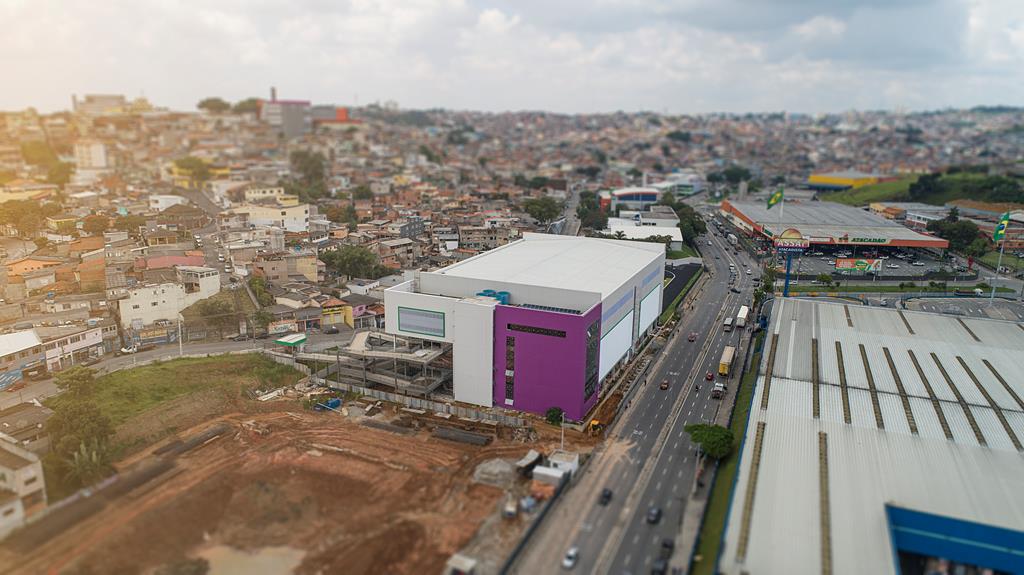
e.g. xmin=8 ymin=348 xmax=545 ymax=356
xmin=321 ymin=245 xmax=385 ymax=279
xmin=816 ymin=273 xmax=834 ymax=286
xmin=47 ymin=161 xmax=74 ymax=186
xmin=926 ymin=219 xmax=980 ymax=252
xmin=54 ymin=366 xmax=98 ymax=397
xmin=684 ymin=423 xmax=735 ymax=459
xmin=114 ymin=214 xmax=147 ymax=234
xmin=82 ymin=214 xmax=109 ymax=235
xmin=197 ymin=97 xmax=231 ymax=113
xmin=545 ymin=407 xmax=565 ymax=426
xmin=174 ymin=156 xmax=211 ymax=185
xmin=232 ymin=97 xmax=261 ymax=114
xmin=47 ymin=400 xmax=114 ymax=459
xmin=352 ymin=185 xmax=373 ymax=200
xmin=522 ymin=196 xmax=563 ymax=225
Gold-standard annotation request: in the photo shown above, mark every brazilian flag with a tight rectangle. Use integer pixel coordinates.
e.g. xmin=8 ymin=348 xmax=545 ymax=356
xmin=993 ymin=211 xmax=1010 ymax=242
xmin=767 ymin=187 xmax=784 ymax=210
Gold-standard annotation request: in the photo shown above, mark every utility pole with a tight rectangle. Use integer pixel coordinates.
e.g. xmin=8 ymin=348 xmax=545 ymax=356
xmin=560 ymin=411 xmax=566 ymax=451
xmin=178 ymin=315 xmax=184 ymax=356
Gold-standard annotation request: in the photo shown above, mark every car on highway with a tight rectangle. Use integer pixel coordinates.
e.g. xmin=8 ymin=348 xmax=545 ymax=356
xmin=646 ymin=506 xmax=662 ymax=524
xmin=705 ymin=371 xmax=714 ymax=381
xmin=562 ymin=546 xmax=579 ymax=569
xmin=660 ymin=538 xmax=675 ymax=559
xmin=599 ymin=488 xmax=613 ymax=505
xmin=651 ymin=558 xmax=668 ymax=575
xmin=730 ymin=287 xmax=741 ymax=294
xmin=659 ymin=379 xmax=670 ymax=390
xmin=687 ymin=332 xmax=697 ymax=342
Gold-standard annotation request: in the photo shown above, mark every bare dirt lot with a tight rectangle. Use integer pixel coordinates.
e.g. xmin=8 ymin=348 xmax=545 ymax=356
xmin=2 ymin=409 xmax=534 ymax=575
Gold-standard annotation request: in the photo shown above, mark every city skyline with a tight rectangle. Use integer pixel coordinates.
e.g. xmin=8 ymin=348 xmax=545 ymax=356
xmin=3 ymin=0 xmax=1023 ymax=115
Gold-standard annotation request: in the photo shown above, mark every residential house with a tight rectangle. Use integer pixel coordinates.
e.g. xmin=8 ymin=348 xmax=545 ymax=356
xmin=0 ymin=403 xmax=53 ymax=454
xmin=0 ymin=436 xmax=48 ymax=518
xmin=117 ymin=266 xmax=220 ymax=329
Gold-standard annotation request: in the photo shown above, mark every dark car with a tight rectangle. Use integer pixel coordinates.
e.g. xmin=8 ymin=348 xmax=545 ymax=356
xmin=231 ymin=334 xmax=248 ymax=342
xmin=705 ymin=371 xmax=715 ymax=381
xmin=323 ymin=326 xmax=340 ymax=334
xmin=660 ymin=538 xmax=675 ymax=559
xmin=659 ymin=380 xmax=670 ymax=390
xmin=646 ymin=506 xmax=662 ymax=524
xmin=255 ymin=332 xmax=270 ymax=339
xmin=599 ymin=488 xmax=613 ymax=505
xmin=651 ymin=558 xmax=668 ymax=575
xmin=730 ymin=287 xmax=741 ymax=294
xmin=687 ymin=332 xmax=697 ymax=342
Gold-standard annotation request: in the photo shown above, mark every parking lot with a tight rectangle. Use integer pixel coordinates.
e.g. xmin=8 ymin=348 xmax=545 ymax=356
xmin=905 ymin=297 xmax=1024 ymax=321
xmin=768 ymin=247 xmax=958 ymax=281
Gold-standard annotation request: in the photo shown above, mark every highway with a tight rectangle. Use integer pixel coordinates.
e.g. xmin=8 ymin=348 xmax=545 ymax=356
xmin=513 ymin=205 xmax=759 ymax=574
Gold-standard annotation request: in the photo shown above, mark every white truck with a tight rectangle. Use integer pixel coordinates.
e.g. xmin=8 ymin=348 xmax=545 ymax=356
xmin=736 ymin=305 xmax=749 ymax=328
xmin=727 ymin=233 xmax=738 ymax=246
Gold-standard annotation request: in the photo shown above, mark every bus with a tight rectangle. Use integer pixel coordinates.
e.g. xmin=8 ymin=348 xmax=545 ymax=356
xmin=736 ymin=305 xmax=750 ymax=328
xmin=723 ymin=317 xmax=734 ymax=332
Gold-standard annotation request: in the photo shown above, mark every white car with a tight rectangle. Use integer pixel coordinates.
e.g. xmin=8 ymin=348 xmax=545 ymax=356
xmin=745 ymin=269 xmax=752 ymax=274
xmin=886 ymin=264 xmax=900 ymax=269
xmin=562 ymin=546 xmax=579 ymax=569
xmin=217 ymin=255 xmax=225 ymax=262
xmin=224 ymin=266 xmax=233 ymax=273
xmin=911 ymin=262 xmax=925 ymax=267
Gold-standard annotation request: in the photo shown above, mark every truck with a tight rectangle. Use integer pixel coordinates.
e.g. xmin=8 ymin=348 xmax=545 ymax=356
xmin=723 ymin=317 xmax=734 ymax=332
xmin=736 ymin=305 xmax=750 ymax=328
xmin=719 ymin=346 xmax=736 ymax=377
xmin=711 ymin=382 xmax=727 ymax=399
xmin=727 ymin=233 xmax=738 ymax=246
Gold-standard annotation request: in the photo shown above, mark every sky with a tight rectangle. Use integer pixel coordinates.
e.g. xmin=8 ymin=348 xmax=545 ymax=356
xmin=2 ymin=0 xmax=1023 ymax=115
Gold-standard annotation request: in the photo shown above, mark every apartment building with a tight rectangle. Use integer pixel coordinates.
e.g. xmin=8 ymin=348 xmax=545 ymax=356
xmin=117 ymin=266 xmax=220 ymax=329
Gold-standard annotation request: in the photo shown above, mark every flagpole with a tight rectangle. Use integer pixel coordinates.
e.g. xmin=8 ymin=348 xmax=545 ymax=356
xmin=990 ymin=240 xmax=1004 ymax=306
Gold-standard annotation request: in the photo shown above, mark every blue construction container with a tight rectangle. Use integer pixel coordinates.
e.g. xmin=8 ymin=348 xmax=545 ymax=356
xmin=497 ymin=291 xmax=510 ymax=304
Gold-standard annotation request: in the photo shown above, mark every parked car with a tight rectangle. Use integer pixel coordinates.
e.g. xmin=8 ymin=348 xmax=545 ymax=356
xmin=323 ymin=326 xmax=339 ymax=334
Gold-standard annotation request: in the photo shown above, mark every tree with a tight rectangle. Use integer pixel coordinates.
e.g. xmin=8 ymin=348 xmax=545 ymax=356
xmin=722 ymin=165 xmax=752 ymax=185
xmin=64 ymin=439 xmax=114 ymax=487
xmin=816 ymin=273 xmax=834 ymax=287
xmin=33 ymin=237 xmax=49 ymax=250
xmin=684 ymin=423 xmax=735 ymax=459
xmin=666 ymin=130 xmax=691 ymax=143
xmin=966 ymin=237 xmax=990 ymax=257
xmin=580 ymin=209 xmax=608 ymax=231
xmin=253 ymin=310 xmax=272 ymax=331
xmin=545 ymin=407 xmax=565 ymax=426
xmin=927 ymin=219 xmax=980 ymax=252
xmin=174 ymin=157 xmax=211 ymax=187
xmin=113 ymin=214 xmax=147 ymax=235
xmin=522 ymin=196 xmax=563 ymax=225
xmin=946 ymin=207 xmax=960 ymax=223
xmin=659 ymin=191 xmax=678 ymax=209
xmin=55 ymin=366 xmax=98 ymax=397
xmin=47 ymin=401 xmax=114 ymax=460
xmin=197 ymin=97 xmax=231 ymax=114
xmin=47 ymin=162 xmax=73 ymax=186
xmin=232 ymin=97 xmax=260 ymax=115
xmin=82 ymin=214 xmax=109 ymax=235
xmin=321 ymin=245 xmax=382 ymax=279
xmin=17 ymin=212 xmax=41 ymax=237
xmin=248 ymin=276 xmax=276 ymax=307
xmin=352 ymin=185 xmax=373 ymax=200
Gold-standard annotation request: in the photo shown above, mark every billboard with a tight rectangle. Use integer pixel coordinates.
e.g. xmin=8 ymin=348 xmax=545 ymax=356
xmin=773 ymin=228 xmax=809 ymax=254
xmin=835 ymin=258 xmax=882 ymax=272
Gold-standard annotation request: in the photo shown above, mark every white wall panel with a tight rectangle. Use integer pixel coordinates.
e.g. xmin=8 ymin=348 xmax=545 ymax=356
xmin=599 ymin=310 xmax=633 ymax=382
xmin=638 ymin=285 xmax=661 ymax=335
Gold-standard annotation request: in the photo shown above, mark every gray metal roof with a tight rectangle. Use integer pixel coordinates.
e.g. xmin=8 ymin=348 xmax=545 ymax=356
xmin=720 ymin=298 xmax=1024 ymax=575
xmin=726 ymin=200 xmax=945 ymax=244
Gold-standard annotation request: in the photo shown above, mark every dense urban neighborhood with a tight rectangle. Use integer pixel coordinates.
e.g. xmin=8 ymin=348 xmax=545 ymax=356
xmin=1 ymin=93 xmax=1023 ymax=574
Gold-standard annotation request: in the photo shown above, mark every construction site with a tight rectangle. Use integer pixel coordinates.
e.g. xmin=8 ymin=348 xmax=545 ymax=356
xmin=0 ymin=382 xmax=601 ymax=575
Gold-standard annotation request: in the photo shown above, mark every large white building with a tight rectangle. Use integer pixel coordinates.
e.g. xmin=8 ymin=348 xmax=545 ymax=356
xmin=73 ymin=140 xmax=109 ymax=170
xmin=384 ymin=234 xmax=665 ymax=420
xmin=229 ymin=203 xmax=311 ymax=233
xmin=0 ymin=435 xmax=47 ymax=536
xmin=147 ymin=194 xmax=188 ymax=212
xmin=118 ymin=266 xmax=220 ymax=329
xmin=720 ymin=299 xmax=1024 ymax=575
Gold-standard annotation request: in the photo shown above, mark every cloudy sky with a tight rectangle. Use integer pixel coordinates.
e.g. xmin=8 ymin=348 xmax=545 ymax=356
xmin=2 ymin=0 xmax=1023 ymax=114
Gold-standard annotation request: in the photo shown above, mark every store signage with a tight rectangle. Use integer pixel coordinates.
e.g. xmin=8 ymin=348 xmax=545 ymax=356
xmin=835 ymin=258 xmax=881 ymax=272
xmin=774 ymin=228 xmax=809 ymax=254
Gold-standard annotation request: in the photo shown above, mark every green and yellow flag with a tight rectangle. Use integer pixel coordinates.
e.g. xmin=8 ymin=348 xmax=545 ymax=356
xmin=993 ymin=211 xmax=1010 ymax=242
xmin=767 ymin=187 xmax=784 ymax=210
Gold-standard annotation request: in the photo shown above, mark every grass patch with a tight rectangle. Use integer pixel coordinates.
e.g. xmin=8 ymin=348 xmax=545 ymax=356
xmin=784 ymin=283 xmax=1014 ymax=294
xmin=659 ymin=267 xmax=703 ymax=325
xmin=667 ymin=245 xmax=698 ymax=259
xmin=47 ymin=355 xmax=303 ymax=427
xmin=978 ymin=250 xmax=1024 ymax=272
xmin=180 ymin=288 xmax=257 ymax=323
xmin=691 ymin=331 xmax=763 ymax=575
xmin=819 ymin=177 xmax=916 ymax=206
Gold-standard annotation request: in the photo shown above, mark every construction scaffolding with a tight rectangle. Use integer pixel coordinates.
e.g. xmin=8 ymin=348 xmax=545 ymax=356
xmin=297 ymin=329 xmax=452 ymax=397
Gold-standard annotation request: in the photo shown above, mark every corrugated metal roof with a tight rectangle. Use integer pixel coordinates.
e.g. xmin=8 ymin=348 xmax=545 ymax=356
xmin=721 ymin=299 xmax=1024 ymax=575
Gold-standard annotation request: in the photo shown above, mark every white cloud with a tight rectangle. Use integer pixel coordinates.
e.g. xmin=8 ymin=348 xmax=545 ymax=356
xmin=0 ymin=0 xmax=1020 ymax=113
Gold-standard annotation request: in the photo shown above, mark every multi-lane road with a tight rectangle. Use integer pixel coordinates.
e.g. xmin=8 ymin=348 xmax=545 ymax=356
xmin=513 ymin=209 xmax=759 ymax=574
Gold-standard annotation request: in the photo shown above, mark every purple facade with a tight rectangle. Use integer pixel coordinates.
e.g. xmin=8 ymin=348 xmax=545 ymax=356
xmin=492 ymin=303 xmax=602 ymax=421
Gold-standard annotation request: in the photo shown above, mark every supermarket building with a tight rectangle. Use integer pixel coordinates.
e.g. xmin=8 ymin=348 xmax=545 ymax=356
xmin=384 ymin=234 xmax=665 ymax=421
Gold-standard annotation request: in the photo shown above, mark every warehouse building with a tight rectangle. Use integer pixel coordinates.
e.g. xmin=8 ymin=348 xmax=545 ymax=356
xmin=719 ymin=199 xmax=950 ymax=250
xmin=384 ymin=234 xmax=665 ymax=420
xmin=719 ymin=299 xmax=1024 ymax=575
